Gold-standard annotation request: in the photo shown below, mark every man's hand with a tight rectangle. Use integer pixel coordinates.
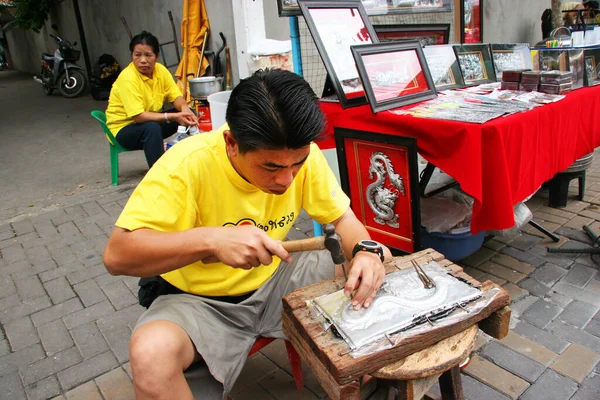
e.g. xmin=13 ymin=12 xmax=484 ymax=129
xmin=202 ymin=225 xmax=293 ymax=269
xmin=344 ymin=251 xmax=386 ymax=310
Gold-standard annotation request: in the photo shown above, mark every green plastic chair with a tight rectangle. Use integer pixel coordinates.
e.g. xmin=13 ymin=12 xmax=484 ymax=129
xmin=91 ymin=110 xmax=133 ymax=186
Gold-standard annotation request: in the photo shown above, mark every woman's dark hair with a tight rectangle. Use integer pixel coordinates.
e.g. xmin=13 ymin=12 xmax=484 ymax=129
xmin=129 ymin=31 xmax=160 ymax=56
xmin=225 ymin=69 xmax=324 ymax=154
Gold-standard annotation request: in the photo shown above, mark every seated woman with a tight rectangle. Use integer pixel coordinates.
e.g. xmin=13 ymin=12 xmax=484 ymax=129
xmin=106 ymin=31 xmax=198 ymax=168
xmin=561 ymin=2 xmax=586 ymax=26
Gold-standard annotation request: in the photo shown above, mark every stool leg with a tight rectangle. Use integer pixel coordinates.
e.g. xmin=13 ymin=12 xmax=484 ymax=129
xmin=284 ymin=340 xmax=304 ymax=389
xmin=578 ymin=174 xmax=586 ymax=201
xmin=378 ymin=379 xmax=413 ymax=400
xmin=548 ymin=175 xmax=570 ymax=208
xmin=438 ymin=366 xmax=464 ymax=400
xmin=110 ymin=146 xmax=119 ymax=186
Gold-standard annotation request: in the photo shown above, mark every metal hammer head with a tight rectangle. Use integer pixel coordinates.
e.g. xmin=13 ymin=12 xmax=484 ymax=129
xmin=322 ymin=224 xmax=346 ymax=265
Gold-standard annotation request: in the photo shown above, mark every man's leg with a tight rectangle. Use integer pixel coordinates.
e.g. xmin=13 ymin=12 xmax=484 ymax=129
xmin=115 ymin=122 xmax=166 ymax=168
xmin=130 ymin=320 xmax=199 ymax=400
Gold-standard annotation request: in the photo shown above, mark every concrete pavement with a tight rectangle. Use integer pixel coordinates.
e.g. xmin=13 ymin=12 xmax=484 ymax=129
xmin=1 ymin=69 xmax=600 ymax=399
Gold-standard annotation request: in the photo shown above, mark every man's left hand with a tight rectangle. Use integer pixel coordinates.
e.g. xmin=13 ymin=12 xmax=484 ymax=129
xmin=344 ymin=251 xmax=386 ymax=310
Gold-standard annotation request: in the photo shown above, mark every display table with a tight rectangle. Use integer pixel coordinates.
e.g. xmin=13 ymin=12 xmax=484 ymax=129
xmin=318 ymin=86 xmax=600 ymax=234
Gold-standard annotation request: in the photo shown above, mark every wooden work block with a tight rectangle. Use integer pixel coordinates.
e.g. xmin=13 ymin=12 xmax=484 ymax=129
xmin=281 ymin=248 xmax=511 ymax=400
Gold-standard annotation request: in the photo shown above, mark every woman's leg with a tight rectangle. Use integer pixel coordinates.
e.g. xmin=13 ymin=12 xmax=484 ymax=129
xmin=116 ymin=122 xmax=168 ymax=168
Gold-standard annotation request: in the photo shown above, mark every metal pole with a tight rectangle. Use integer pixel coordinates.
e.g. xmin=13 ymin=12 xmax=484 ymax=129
xmin=289 ymin=16 xmax=303 ymax=77
xmin=72 ymin=0 xmax=92 ymax=79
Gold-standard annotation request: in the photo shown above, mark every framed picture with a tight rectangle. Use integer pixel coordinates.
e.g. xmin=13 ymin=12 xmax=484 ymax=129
xmin=453 ymin=43 xmax=496 ymax=85
xmin=584 ymin=49 xmax=600 ymax=86
xmin=278 ymin=0 xmax=453 ymax=17
xmin=373 ymin=24 xmax=450 ymax=47
xmin=535 ymin=49 xmax=570 ymax=72
xmin=460 ymin=0 xmax=483 ymax=43
xmin=334 ymin=127 xmax=421 ymax=254
xmin=299 ymin=0 xmax=379 ymax=108
xmin=423 ymin=44 xmax=466 ymax=90
xmin=490 ymin=43 xmax=533 ymax=80
xmin=351 ymin=41 xmax=437 ymax=113
xmin=535 ymin=49 xmax=584 ymax=89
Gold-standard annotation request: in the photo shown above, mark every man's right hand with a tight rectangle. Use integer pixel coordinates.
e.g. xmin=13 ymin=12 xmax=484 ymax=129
xmin=202 ymin=225 xmax=292 ymax=269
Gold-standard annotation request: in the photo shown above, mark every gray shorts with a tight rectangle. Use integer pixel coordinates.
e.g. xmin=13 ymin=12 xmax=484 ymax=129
xmin=134 ymin=250 xmax=334 ymax=398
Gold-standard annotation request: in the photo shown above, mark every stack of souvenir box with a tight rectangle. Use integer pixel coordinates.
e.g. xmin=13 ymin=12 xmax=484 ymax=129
xmin=539 ymin=71 xmax=572 ymax=94
xmin=500 ymin=70 xmax=523 ymax=91
xmin=519 ymin=70 xmax=542 ymax=92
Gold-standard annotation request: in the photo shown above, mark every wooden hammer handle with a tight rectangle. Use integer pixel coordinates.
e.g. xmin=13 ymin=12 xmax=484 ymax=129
xmin=281 ymin=237 xmax=326 ymax=253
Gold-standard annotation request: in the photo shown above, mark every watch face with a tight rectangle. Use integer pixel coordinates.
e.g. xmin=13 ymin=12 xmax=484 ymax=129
xmin=354 ymin=240 xmax=384 ymax=262
xmin=361 ymin=240 xmax=378 ymax=247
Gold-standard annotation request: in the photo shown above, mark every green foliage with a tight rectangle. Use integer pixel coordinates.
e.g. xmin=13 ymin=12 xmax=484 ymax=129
xmin=13 ymin=0 xmax=54 ymax=32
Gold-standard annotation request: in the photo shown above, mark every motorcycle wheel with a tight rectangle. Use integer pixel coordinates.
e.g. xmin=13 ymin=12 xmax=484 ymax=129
xmin=58 ymin=70 xmax=86 ymax=98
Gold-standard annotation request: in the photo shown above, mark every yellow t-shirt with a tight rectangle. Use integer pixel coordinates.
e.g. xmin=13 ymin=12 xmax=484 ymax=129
xmin=105 ymin=62 xmax=182 ymax=136
xmin=115 ymin=126 xmax=350 ymax=296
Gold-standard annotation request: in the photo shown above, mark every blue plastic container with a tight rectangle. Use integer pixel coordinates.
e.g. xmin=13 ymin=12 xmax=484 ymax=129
xmin=420 ymin=226 xmax=485 ymax=261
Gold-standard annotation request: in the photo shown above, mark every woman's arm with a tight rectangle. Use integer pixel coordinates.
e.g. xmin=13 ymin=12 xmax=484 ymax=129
xmin=173 ymin=96 xmax=198 ymax=125
xmin=132 ymin=103 xmax=197 ymax=126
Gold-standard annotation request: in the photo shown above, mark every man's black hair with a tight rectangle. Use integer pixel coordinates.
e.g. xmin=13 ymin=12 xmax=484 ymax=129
xmin=225 ymin=69 xmax=324 ymax=153
xmin=129 ymin=31 xmax=160 ymax=56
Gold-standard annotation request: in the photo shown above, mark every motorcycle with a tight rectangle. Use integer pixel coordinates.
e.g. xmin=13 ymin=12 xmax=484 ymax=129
xmin=34 ymin=24 xmax=86 ymax=98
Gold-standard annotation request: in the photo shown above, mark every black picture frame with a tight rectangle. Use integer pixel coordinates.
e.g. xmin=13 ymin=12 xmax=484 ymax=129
xmin=490 ymin=43 xmax=533 ymax=81
xmin=299 ymin=0 xmax=379 ymax=109
xmin=453 ymin=43 xmax=496 ymax=85
xmin=374 ymin=24 xmax=451 ymax=47
xmin=279 ymin=0 xmax=452 ymax=17
xmin=351 ymin=41 xmax=437 ymax=113
xmin=334 ymin=127 xmax=421 ymax=255
xmin=423 ymin=44 xmax=466 ymax=90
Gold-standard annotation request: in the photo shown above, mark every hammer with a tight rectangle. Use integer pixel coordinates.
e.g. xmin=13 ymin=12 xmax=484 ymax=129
xmin=281 ymin=224 xmax=348 ymax=280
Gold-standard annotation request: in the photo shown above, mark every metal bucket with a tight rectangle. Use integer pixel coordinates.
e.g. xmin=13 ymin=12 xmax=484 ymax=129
xmin=188 ymin=76 xmax=223 ymax=99
xmin=565 ymin=153 xmax=594 ymax=173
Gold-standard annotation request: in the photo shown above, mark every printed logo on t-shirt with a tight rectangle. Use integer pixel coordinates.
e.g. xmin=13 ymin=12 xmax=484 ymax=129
xmin=223 ymin=212 xmax=295 ymax=232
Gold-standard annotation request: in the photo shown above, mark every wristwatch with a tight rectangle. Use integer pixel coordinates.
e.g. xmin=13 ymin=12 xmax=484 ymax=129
xmin=352 ymin=240 xmax=384 ymax=263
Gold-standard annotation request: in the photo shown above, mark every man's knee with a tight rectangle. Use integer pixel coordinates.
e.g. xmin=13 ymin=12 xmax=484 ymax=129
xmin=130 ymin=321 xmax=194 ymax=372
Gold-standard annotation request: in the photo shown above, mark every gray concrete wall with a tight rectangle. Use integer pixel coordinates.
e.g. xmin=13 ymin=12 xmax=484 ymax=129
xmin=4 ymin=0 xmax=552 ymax=80
xmin=264 ymin=0 xmax=290 ymax=40
xmin=4 ymin=0 xmax=239 ymax=82
xmin=484 ymin=0 xmax=550 ymax=46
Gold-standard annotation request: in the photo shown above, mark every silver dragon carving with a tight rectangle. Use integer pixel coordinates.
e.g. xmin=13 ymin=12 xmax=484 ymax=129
xmin=366 ymin=152 xmax=405 ymax=228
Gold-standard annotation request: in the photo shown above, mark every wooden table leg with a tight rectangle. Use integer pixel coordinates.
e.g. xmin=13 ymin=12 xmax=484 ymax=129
xmin=438 ymin=366 xmax=464 ymax=400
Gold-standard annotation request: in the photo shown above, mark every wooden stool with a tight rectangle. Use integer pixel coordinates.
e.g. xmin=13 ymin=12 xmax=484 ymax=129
xmin=370 ymin=325 xmax=478 ymax=400
xmin=282 ymin=249 xmax=511 ymax=400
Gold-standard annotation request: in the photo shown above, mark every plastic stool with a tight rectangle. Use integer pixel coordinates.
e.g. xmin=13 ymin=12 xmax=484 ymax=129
xmin=248 ymin=337 xmax=304 ymax=389
xmin=312 ymin=220 xmax=322 ymax=236
xmin=548 ymin=170 xmax=585 ymax=208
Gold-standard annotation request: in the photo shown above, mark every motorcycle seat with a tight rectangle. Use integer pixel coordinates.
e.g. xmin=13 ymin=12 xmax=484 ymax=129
xmin=42 ymin=53 xmax=54 ymax=61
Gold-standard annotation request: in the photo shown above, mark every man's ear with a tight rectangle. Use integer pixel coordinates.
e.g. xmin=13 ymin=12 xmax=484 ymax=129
xmin=223 ymin=130 xmax=238 ymax=157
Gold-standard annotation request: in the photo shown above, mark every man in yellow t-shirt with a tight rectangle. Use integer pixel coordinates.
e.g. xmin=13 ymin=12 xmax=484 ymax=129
xmin=105 ymin=31 xmax=197 ymax=168
xmin=103 ymin=69 xmax=391 ymax=399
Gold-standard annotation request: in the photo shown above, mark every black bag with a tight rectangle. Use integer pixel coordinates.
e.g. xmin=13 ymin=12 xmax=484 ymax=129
xmin=90 ymin=54 xmax=121 ymax=101
xmin=138 ymin=276 xmax=184 ymax=308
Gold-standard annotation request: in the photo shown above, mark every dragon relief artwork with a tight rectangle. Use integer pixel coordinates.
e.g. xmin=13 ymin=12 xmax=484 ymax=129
xmin=366 ymin=151 xmax=405 ymax=228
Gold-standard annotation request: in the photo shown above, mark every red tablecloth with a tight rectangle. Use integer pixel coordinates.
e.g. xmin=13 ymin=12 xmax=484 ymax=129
xmin=318 ymin=87 xmax=600 ymax=234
